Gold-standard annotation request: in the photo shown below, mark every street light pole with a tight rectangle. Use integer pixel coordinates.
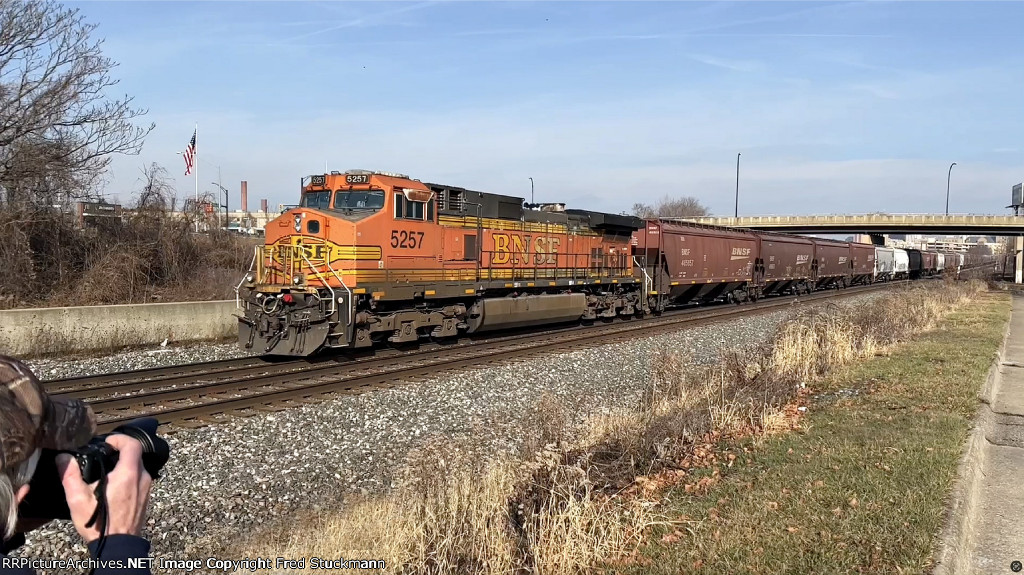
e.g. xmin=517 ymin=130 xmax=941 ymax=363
xmin=529 ymin=177 xmax=534 ymax=206
xmin=945 ymin=162 xmax=957 ymax=216
xmin=735 ymin=153 xmax=741 ymax=219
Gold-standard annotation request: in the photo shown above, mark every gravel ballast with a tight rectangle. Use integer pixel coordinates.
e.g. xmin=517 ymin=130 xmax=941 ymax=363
xmin=24 ymin=341 xmax=257 ymax=382
xmin=12 ymin=293 xmax=884 ymax=569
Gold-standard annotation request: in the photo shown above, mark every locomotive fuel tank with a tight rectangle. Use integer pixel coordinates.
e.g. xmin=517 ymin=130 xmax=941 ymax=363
xmin=466 ymin=294 xmax=587 ymax=332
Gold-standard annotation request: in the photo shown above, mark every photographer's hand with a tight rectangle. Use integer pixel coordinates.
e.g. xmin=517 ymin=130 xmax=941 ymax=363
xmin=55 ymin=434 xmax=153 ymax=542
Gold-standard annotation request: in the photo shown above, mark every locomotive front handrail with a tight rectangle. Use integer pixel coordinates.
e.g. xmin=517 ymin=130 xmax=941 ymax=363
xmin=235 ymin=247 xmax=260 ymax=310
xmin=300 ymin=251 xmax=337 ymax=318
xmin=323 ymin=257 xmax=353 ymax=327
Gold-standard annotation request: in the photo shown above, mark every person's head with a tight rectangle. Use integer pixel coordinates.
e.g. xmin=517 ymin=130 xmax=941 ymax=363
xmin=0 ymin=355 xmax=95 ymax=540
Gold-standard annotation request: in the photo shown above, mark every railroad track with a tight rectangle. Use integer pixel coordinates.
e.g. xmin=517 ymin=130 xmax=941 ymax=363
xmin=47 ymin=282 xmax=903 ymax=432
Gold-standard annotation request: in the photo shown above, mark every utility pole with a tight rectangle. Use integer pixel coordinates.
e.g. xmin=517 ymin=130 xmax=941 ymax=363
xmin=212 ymin=167 xmax=229 ymax=231
xmin=735 ymin=153 xmax=741 ymax=219
xmin=945 ymin=162 xmax=957 ymax=216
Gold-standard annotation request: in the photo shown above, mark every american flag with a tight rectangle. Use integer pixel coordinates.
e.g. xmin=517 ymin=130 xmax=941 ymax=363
xmin=183 ymin=129 xmax=196 ymax=176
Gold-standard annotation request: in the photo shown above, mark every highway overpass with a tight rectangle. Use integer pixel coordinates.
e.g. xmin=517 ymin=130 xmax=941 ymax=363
xmin=679 ymin=214 xmax=1024 ymax=235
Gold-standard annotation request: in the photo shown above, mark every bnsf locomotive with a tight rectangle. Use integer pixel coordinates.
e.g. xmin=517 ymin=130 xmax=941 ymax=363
xmin=237 ymin=171 xmax=645 ymax=355
xmin=236 ymin=170 xmax=983 ymax=356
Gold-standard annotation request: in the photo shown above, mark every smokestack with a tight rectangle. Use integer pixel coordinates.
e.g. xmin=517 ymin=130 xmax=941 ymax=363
xmin=261 ymin=198 xmax=268 ymax=213
xmin=240 ymin=181 xmax=248 ymax=213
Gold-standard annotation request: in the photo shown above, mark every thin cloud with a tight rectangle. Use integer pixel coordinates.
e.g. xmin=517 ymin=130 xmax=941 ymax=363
xmin=677 ymin=1 xmax=866 ymax=36
xmin=279 ymin=1 xmax=437 ymax=42
xmin=850 ymin=83 xmax=903 ymax=100
xmin=688 ymin=54 xmax=764 ymax=73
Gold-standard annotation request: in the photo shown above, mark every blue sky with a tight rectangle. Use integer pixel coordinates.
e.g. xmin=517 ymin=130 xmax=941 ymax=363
xmin=72 ymin=1 xmax=1024 ymax=216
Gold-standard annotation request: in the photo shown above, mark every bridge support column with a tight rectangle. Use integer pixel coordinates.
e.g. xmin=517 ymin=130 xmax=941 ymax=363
xmin=1016 ymin=236 xmax=1023 ymax=284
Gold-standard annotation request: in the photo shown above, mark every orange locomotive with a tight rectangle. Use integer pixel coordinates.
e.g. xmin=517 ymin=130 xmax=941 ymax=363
xmin=237 ymin=170 xmax=646 ymax=355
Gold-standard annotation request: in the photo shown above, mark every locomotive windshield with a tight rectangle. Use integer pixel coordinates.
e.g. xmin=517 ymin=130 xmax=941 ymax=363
xmin=334 ymin=189 xmax=385 ymax=211
xmin=300 ymin=191 xmax=331 ymax=210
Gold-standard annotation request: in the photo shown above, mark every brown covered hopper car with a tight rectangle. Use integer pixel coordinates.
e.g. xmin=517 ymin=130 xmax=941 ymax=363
xmin=758 ymin=232 xmax=814 ymax=296
xmin=633 ymin=221 xmax=757 ymax=308
xmin=812 ymin=238 xmax=851 ymax=288
xmin=849 ymin=243 xmax=875 ymax=285
xmin=921 ymin=251 xmax=937 ymax=275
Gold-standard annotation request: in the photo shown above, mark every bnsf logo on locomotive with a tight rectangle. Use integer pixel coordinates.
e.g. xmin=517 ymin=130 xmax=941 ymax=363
xmin=269 ymin=237 xmax=382 ymax=265
xmin=491 ymin=233 xmax=561 ymax=265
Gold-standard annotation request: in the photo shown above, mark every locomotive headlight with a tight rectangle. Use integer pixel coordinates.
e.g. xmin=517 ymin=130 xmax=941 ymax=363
xmin=245 ymin=273 xmax=255 ymax=283
xmin=294 ymin=214 xmax=302 ymax=232
xmin=292 ymin=274 xmax=305 ymax=285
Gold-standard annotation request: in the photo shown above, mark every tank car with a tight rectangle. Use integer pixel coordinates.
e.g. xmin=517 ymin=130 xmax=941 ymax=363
xmin=237 ymin=171 xmax=645 ymax=355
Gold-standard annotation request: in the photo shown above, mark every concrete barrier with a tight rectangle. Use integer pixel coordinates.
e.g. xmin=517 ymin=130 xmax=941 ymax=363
xmin=0 ymin=300 xmax=238 ymax=356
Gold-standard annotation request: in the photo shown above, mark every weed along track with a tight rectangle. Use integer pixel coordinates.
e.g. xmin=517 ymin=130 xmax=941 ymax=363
xmin=47 ymin=283 xmax=900 ymax=432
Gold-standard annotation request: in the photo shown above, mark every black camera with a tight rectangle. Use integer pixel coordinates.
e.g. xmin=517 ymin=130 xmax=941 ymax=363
xmin=19 ymin=417 xmax=170 ymax=521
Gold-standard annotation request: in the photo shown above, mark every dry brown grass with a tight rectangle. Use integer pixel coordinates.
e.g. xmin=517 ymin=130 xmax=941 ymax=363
xmin=0 ymin=206 xmax=256 ymax=308
xmin=234 ymin=439 xmax=655 ymax=575
xmin=233 ymin=281 xmax=984 ymax=575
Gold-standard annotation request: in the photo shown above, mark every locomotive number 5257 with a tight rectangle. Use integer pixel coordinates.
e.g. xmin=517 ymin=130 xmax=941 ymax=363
xmin=391 ymin=230 xmax=424 ymax=249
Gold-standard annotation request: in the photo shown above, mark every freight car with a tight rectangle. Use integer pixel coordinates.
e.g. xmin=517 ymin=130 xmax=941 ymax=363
xmin=812 ymin=238 xmax=853 ymax=289
xmin=237 ymin=171 xmax=645 ymax=355
xmin=905 ymin=249 xmax=924 ymax=279
xmin=894 ymin=248 xmax=910 ymax=279
xmin=874 ymin=247 xmax=895 ymax=282
xmin=758 ymin=232 xmax=814 ymax=296
xmin=850 ymin=243 xmax=875 ymax=285
xmin=921 ymin=251 xmax=938 ymax=276
xmin=632 ymin=220 xmax=758 ymax=311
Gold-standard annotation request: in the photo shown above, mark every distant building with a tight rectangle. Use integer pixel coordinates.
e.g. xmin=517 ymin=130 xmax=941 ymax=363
xmin=75 ymin=201 xmax=123 ymax=228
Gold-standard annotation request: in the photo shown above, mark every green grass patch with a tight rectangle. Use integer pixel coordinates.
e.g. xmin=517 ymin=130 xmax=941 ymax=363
xmin=619 ymin=292 xmax=1010 ymax=575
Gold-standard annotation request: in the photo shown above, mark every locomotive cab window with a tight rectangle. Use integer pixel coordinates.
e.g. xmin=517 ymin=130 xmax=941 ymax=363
xmin=300 ymin=191 xmax=331 ymax=210
xmin=335 ymin=189 xmax=385 ymax=212
xmin=394 ymin=194 xmax=435 ymax=221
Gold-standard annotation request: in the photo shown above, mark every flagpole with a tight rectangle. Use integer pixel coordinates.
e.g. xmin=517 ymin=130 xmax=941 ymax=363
xmin=194 ymin=122 xmax=199 ymax=232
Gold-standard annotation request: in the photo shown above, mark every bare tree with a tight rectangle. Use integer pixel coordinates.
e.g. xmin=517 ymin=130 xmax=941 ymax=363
xmin=967 ymin=243 xmax=992 ymax=257
xmin=0 ymin=0 xmax=154 ymax=207
xmin=632 ymin=195 xmax=710 ymax=219
xmin=134 ymin=162 xmax=176 ymax=212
